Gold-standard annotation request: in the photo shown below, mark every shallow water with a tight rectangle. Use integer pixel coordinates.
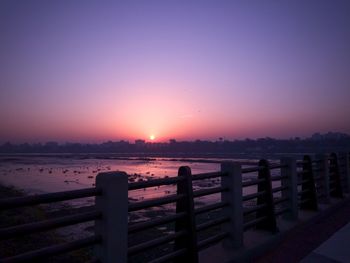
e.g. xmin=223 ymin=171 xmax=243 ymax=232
xmin=0 ymin=156 xmax=221 ymax=192
xmin=0 ymin=155 xmax=280 ymax=203
xmin=0 ymin=155 xmax=282 ymax=241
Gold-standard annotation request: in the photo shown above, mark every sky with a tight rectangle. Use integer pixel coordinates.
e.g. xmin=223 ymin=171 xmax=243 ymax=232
xmin=1 ymin=1 xmax=350 ymax=143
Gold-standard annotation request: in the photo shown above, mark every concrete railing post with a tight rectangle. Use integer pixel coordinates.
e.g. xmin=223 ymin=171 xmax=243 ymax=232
xmin=315 ymin=154 xmax=330 ymax=204
xmin=175 ymin=166 xmax=198 ymax=263
xmin=329 ymin=153 xmax=343 ymax=198
xmin=94 ymin=172 xmax=128 ymax=263
xmin=256 ymin=159 xmax=278 ymax=233
xmin=280 ymin=157 xmax=298 ymax=220
xmin=221 ymin=162 xmax=243 ymax=249
xmin=338 ymin=152 xmax=350 ymax=193
xmin=300 ymin=155 xmax=318 ymax=210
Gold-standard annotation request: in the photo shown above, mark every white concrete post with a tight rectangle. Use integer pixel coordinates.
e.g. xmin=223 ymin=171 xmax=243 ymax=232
xmin=95 ymin=172 xmax=128 ymax=263
xmin=280 ymin=158 xmax=298 ymax=220
xmin=316 ymin=154 xmax=330 ymax=203
xmin=338 ymin=152 xmax=350 ymax=193
xmin=221 ymin=162 xmax=243 ymax=249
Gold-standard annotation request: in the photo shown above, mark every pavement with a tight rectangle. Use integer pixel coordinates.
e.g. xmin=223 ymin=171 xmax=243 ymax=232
xmin=255 ymin=198 xmax=350 ymax=263
xmin=300 ymin=222 xmax=350 ymax=263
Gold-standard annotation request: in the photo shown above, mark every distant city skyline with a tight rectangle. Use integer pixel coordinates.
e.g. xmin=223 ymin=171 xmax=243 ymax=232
xmin=1 ymin=1 xmax=350 ymax=143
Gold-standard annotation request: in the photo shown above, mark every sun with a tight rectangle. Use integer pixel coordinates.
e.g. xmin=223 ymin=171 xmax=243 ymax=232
xmin=149 ymin=135 xmax=155 ymax=141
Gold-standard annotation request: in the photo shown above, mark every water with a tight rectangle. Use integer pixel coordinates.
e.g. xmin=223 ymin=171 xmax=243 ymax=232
xmin=0 ymin=154 xmax=281 ymax=241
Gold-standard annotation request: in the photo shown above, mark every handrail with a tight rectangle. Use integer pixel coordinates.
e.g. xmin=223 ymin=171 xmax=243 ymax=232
xmin=0 ymin=211 xmax=101 ymax=240
xmin=1 ymin=152 xmax=348 ymax=263
xmin=148 ymin=248 xmax=187 ymax=263
xmin=197 ymin=231 xmax=229 ymax=251
xmin=128 ymin=230 xmax=187 ymax=256
xmin=193 ymin=186 xmax=228 ymax=198
xmin=196 ymin=216 xmax=230 ymax=232
xmin=243 ymin=204 xmax=267 ymax=215
xmin=242 ymin=166 xmax=263 ymax=173
xmin=1 ymin=235 xmax=101 ymax=263
xmin=128 ymin=212 xmax=186 ymax=234
xmin=243 ymin=216 xmax=268 ymax=231
xmin=269 ymin=164 xmax=288 ymax=170
xmin=271 ymin=174 xmax=288 ymax=181
xmin=242 ymin=178 xmax=265 ymax=187
xmin=242 ymin=191 xmax=266 ymax=201
xmin=0 ymin=188 xmax=101 ymax=210
xmin=128 ymin=171 xmax=226 ymax=191
xmin=128 ymin=177 xmax=184 ymax=190
xmin=128 ymin=194 xmax=185 ymax=212
xmin=194 ymin=201 xmax=229 ymax=215
xmin=274 ymin=196 xmax=289 ymax=204
xmin=192 ymin=171 xmax=227 ymax=181
xmin=271 ymin=186 xmax=288 ymax=193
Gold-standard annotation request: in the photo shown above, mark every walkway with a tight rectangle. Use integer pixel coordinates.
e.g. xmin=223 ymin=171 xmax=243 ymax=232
xmin=255 ymin=199 xmax=350 ymax=263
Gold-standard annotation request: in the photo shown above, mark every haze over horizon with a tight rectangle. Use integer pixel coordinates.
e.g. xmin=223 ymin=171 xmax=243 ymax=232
xmin=1 ymin=1 xmax=350 ymax=144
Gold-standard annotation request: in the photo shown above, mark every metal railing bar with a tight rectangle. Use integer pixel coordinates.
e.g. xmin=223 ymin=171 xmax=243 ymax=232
xmin=1 ymin=235 xmax=101 ymax=263
xmin=196 ymin=216 xmax=230 ymax=232
xmin=298 ymin=179 xmax=310 ymax=185
xmin=271 ymin=175 xmax=288 ymax=181
xmin=242 ymin=166 xmax=263 ymax=174
xmin=0 ymin=188 xmax=101 ymax=210
xmin=197 ymin=231 xmax=229 ymax=251
xmin=243 ymin=216 xmax=268 ymax=231
xmin=274 ymin=196 xmax=289 ymax=204
xmin=128 ymin=194 xmax=185 ymax=212
xmin=0 ymin=211 xmax=101 ymax=240
xmin=242 ymin=178 xmax=265 ymax=187
xmin=298 ymin=189 xmax=310 ymax=196
xmin=296 ymin=160 xmax=307 ymax=166
xmin=243 ymin=204 xmax=267 ymax=215
xmin=147 ymin=248 xmax=187 ymax=263
xmin=297 ymin=179 xmax=310 ymax=185
xmin=271 ymin=186 xmax=288 ymax=193
xmin=275 ymin=207 xmax=290 ymax=216
xmin=128 ymin=212 xmax=186 ymax=234
xmin=242 ymin=191 xmax=266 ymax=201
xmin=191 ymin=171 xmax=227 ymax=181
xmin=269 ymin=164 xmax=288 ymax=170
xmin=128 ymin=177 xmax=183 ymax=191
xmin=193 ymin=186 xmax=228 ymax=198
xmin=127 ymin=230 xmax=187 ymax=256
xmin=194 ymin=201 xmax=229 ymax=215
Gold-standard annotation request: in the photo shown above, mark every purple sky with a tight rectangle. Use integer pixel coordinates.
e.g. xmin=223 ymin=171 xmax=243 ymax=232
xmin=1 ymin=1 xmax=350 ymax=143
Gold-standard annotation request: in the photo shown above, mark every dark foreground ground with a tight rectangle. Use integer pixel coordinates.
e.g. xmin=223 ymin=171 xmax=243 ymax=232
xmin=255 ymin=198 xmax=350 ymax=263
xmin=0 ymin=184 xmax=92 ymax=262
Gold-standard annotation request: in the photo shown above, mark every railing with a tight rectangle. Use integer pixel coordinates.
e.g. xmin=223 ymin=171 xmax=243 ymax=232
xmin=0 ymin=188 xmax=102 ymax=263
xmin=0 ymin=152 xmax=350 ymax=262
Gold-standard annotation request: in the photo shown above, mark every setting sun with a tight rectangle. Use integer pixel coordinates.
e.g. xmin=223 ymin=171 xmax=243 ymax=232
xmin=150 ymin=135 xmax=155 ymax=141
